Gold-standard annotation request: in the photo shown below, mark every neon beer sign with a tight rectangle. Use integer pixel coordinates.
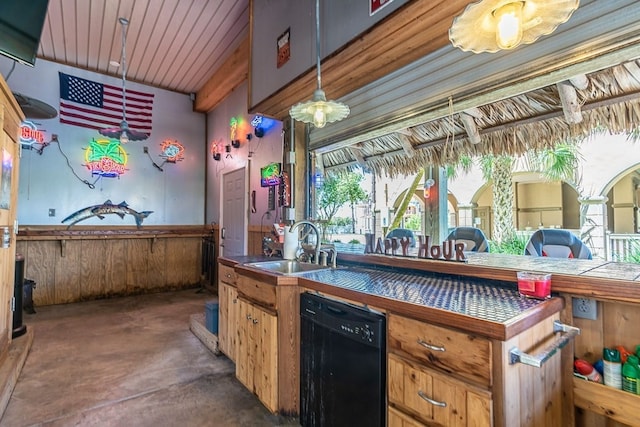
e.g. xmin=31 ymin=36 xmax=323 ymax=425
xmin=84 ymin=138 xmax=128 ymax=178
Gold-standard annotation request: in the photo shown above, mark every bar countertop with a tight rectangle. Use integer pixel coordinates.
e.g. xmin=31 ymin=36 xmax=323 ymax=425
xmin=220 ymin=254 xmax=564 ymax=340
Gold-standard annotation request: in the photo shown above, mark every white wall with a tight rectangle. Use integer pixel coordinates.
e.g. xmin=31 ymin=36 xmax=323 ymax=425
xmin=205 ymin=81 xmax=283 ymax=228
xmin=1 ymin=57 xmax=206 ymax=226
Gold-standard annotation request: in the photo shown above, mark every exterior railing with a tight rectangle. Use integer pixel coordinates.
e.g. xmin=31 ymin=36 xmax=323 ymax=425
xmin=608 ymin=233 xmax=640 ymax=262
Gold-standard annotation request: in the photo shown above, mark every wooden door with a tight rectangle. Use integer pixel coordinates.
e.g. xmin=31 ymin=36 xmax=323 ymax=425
xmin=253 ymin=305 xmax=278 ymax=412
xmin=235 ymin=299 xmax=253 ymax=390
xmin=218 ymin=282 xmax=231 ymax=358
xmin=227 ymin=285 xmax=238 ymax=361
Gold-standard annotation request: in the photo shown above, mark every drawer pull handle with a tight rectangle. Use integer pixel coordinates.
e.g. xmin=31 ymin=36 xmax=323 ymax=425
xmin=246 ymin=314 xmax=252 ymax=320
xmin=509 ymin=320 xmax=580 ymax=368
xmin=417 ymin=339 xmax=445 ymax=352
xmin=417 ymin=390 xmax=447 ymax=407
xmin=252 ymin=319 xmax=259 ymax=324
xmin=226 ymin=273 xmax=232 ymax=279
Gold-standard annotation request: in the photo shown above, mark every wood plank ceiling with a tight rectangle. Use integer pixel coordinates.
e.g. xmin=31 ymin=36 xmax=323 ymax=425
xmin=38 ymin=0 xmax=249 ymax=95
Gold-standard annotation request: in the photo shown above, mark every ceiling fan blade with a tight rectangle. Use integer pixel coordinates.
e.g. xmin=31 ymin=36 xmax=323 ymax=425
xmin=13 ymin=92 xmax=58 ymax=119
xmin=98 ymin=127 xmax=124 ymax=139
xmin=125 ymin=129 xmax=149 ymax=141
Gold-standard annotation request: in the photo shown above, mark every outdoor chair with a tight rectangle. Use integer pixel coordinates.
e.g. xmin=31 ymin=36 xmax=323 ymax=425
xmin=446 ymin=227 xmax=490 ymax=252
xmin=523 ymin=229 xmax=592 ymax=259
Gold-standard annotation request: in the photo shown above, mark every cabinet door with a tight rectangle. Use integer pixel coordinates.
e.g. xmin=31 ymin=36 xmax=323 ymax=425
xmin=388 ymin=354 xmax=491 ymax=427
xmin=252 ymin=305 xmax=278 ymax=413
xmin=236 ymin=299 xmax=254 ymax=391
xmin=227 ymin=285 xmax=238 ymax=361
xmin=218 ymin=282 xmax=231 ymax=357
xmin=219 ymin=282 xmax=239 ymax=361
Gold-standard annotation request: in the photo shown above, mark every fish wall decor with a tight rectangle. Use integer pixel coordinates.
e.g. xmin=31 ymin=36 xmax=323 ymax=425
xmin=62 ymin=200 xmax=153 ymax=229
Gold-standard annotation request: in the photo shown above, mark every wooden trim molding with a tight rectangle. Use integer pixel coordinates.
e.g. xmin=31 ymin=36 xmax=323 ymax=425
xmin=17 ymin=225 xmax=211 ymax=241
xmin=194 ymin=35 xmax=250 ymax=113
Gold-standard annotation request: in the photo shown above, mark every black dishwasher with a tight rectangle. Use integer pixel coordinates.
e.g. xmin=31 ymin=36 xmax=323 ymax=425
xmin=300 ymin=292 xmax=386 ymax=427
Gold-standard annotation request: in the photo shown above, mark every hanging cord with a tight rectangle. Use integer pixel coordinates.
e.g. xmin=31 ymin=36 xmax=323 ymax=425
xmin=442 ymin=96 xmax=456 ymax=160
xmin=54 ymin=135 xmax=99 ymax=189
xmin=5 ymin=62 xmax=16 ymax=80
xmin=145 ymin=150 xmax=165 ymax=171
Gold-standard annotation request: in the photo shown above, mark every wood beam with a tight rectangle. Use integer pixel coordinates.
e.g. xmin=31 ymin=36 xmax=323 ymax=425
xmin=349 ymin=146 xmax=367 ymax=167
xmin=194 ymin=36 xmax=250 ymax=113
xmin=249 ymin=0 xmax=469 ymax=120
xmin=556 ymin=80 xmax=583 ymax=124
xmin=460 ymin=110 xmax=482 ymax=144
xmin=397 ymin=133 xmax=416 ymax=156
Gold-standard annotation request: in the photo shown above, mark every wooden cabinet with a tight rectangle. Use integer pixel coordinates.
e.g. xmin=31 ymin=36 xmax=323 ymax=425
xmin=232 ymin=267 xmax=299 ymax=415
xmin=0 ymin=76 xmax=23 ymax=355
xmin=236 ymin=298 xmax=278 ymax=412
xmin=388 ymin=312 xmax=564 ymax=427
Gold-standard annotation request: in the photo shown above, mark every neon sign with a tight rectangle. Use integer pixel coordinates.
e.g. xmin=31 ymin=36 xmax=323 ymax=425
xmin=84 ymin=138 xmax=128 ymax=178
xmin=160 ymin=139 xmax=185 ymax=163
xmin=20 ymin=121 xmax=50 ymax=154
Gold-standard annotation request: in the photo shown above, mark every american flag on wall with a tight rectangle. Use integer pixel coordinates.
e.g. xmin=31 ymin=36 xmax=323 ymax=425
xmin=58 ymin=72 xmax=154 ymax=135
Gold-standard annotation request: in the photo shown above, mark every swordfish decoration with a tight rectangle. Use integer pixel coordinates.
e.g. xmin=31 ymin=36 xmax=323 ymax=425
xmin=62 ymin=200 xmax=153 ymax=229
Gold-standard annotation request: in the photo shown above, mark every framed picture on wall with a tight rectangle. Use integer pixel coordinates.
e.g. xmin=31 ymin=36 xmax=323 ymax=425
xmin=0 ymin=148 xmax=12 ymax=210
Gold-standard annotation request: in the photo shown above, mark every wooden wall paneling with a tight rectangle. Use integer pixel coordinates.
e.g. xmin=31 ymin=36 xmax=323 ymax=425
xmin=184 ymin=238 xmax=202 ymax=285
xmin=165 ymin=237 xmax=200 ymax=286
xmin=80 ymin=239 xmax=106 ymax=300
xmin=26 ymin=241 xmax=57 ymax=306
xmin=124 ymin=238 xmax=150 ymax=292
xmin=53 ymin=240 xmax=83 ymax=304
xmin=103 ymin=239 xmax=127 ymax=296
xmin=248 ymin=228 xmax=264 ymax=256
xmin=146 ymin=238 xmax=166 ymax=290
xmin=602 ymin=301 xmax=640 ymax=350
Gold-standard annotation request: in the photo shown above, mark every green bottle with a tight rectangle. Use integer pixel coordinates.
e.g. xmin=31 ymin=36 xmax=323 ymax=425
xmin=622 ymin=354 xmax=640 ymax=394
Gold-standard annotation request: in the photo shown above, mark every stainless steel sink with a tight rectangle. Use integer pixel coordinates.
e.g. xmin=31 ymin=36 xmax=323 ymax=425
xmin=244 ymin=260 xmax=330 ymax=275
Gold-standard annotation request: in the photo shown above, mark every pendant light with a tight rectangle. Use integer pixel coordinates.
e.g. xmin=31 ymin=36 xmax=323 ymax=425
xmin=449 ymin=0 xmax=580 ymax=53
xmin=289 ymin=0 xmax=349 ymax=128
xmin=99 ymin=17 xmax=149 ymax=143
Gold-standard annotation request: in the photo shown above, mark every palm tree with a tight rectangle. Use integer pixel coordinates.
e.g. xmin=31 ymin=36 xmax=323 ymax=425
xmin=450 ymin=141 xmax=582 ymax=245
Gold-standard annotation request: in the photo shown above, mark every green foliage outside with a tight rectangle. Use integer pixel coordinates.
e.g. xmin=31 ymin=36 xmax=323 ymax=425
xmin=404 ymin=214 xmax=422 ymax=231
xmin=317 ymin=172 xmax=368 ymax=237
xmin=489 ymin=233 xmax=529 ymax=255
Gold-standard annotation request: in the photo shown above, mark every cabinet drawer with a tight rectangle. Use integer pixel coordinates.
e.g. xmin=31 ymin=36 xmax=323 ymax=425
xmin=237 ymin=274 xmax=276 ymax=311
xmin=388 ymin=313 xmax=491 ymax=386
xmin=219 ymin=263 xmax=236 ymax=285
xmin=388 ymin=406 xmax=426 ymax=427
xmin=388 ymin=354 xmax=492 ymax=427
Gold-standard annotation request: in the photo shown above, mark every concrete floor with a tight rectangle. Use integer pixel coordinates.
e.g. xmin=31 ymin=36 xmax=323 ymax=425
xmin=1 ymin=289 xmax=299 ymax=427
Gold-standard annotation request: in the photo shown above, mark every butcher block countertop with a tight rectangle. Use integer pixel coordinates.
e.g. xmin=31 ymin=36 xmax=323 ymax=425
xmin=220 ymin=254 xmax=563 ymax=341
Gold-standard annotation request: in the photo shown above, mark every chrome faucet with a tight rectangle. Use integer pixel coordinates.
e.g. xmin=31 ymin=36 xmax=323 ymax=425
xmin=289 ymin=220 xmax=321 ymax=264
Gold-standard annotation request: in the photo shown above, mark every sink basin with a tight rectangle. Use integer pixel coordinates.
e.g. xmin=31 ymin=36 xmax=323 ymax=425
xmin=244 ymin=260 xmax=330 ymax=275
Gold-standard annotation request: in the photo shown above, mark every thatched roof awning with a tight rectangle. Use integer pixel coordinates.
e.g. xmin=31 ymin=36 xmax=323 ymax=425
xmin=321 ymin=59 xmax=640 ymax=178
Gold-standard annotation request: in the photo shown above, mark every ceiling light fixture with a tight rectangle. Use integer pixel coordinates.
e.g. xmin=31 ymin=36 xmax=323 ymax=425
xmin=99 ymin=17 xmax=149 ymax=143
xmin=449 ymin=0 xmax=580 ymax=53
xmin=289 ymin=0 xmax=349 ymax=128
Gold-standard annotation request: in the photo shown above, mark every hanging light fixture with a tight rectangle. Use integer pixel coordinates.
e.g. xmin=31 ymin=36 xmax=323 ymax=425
xmin=289 ymin=0 xmax=349 ymax=128
xmin=99 ymin=17 xmax=149 ymax=143
xmin=449 ymin=0 xmax=580 ymax=53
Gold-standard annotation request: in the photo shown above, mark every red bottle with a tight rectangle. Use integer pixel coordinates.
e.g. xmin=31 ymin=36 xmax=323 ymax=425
xmin=575 ymin=359 xmax=603 ymax=383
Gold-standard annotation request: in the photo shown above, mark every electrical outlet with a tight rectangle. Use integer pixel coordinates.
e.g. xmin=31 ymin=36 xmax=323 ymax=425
xmin=143 ymin=146 xmax=148 ymax=153
xmin=572 ymin=297 xmax=597 ymax=320
xmin=48 ymin=208 xmax=55 ymax=217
